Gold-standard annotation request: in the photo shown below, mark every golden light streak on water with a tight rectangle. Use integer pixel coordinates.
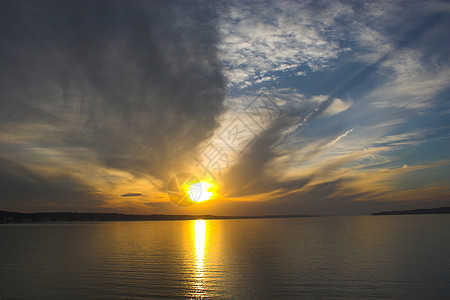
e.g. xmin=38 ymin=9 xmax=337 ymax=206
xmin=194 ymin=219 xmax=206 ymax=268
xmin=192 ymin=219 xmax=207 ymax=297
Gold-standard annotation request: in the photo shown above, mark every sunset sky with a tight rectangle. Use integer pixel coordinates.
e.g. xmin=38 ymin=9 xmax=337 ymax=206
xmin=1 ymin=0 xmax=449 ymax=215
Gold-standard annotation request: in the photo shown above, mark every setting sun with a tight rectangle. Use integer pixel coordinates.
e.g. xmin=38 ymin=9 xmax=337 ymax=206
xmin=183 ymin=181 xmax=217 ymax=203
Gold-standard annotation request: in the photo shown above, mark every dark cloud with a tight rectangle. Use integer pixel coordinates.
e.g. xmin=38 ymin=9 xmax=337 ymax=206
xmin=0 ymin=0 xmax=226 ymax=185
xmin=121 ymin=193 xmax=142 ymax=197
xmin=267 ymin=177 xmax=450 ymax=216
xmin=222 ymin=116 xmax=305 ymax=197
xmin=0 ymin=156 xmax=105 ymax=211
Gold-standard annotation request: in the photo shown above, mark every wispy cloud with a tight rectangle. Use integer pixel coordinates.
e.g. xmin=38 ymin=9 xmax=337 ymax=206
xmin=219 ymin=1 xmax=353 ymax=87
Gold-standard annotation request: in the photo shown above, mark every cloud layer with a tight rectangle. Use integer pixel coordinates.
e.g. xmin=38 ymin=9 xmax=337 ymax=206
xmin=0 ymin=0 xmax=226 ymax=211
xmin=0 ymin=0 xmax=449 ymax=215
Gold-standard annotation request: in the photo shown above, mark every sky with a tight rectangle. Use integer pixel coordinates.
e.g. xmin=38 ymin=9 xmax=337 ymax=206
xmin=0 ymin=0 xmax=449 ymax=216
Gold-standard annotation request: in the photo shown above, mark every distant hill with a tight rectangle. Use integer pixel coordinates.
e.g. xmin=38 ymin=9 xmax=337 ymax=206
xmin=0 ymin=210 xmax=314 ymax=223
xmin=372 ymin=207 xmax=450 ymax=216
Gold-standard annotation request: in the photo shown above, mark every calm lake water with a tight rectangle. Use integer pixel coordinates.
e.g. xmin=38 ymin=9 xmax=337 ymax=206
xmin=1 ymin=215 xmax=449 ymax=299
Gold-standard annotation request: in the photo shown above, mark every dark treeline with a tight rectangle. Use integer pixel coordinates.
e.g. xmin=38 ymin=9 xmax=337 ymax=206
xmin=372 ymin=207 xmax=450 ymax=216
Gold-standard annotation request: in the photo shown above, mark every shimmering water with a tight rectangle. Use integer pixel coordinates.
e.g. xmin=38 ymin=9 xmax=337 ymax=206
xmin=1 ymin=215 xmax=449 ymax=299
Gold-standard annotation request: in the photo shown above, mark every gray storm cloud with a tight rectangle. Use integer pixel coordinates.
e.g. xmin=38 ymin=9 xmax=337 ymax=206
xmin=0 ymin=1 xmax=226 ymax=184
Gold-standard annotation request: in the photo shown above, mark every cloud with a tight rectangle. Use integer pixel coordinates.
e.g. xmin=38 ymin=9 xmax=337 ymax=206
xmin=352 ymin=4 xmax=450 ymax=109
xmin=0 ymin=156 xmax=106 ymax=212
xmin=369 ymin=67 xmax=450 ymax=109
xmin=121 ymin=193 xmax=143 ymax=197
xmin=212 ymin=1 xmax=450 ymax=213
xmin=0 ymin=1 xmax=226 ymax=196
xmin=219 ymin=0 xmax=354 ymax=87
xmin=1 ymin=0 xmax=449 ymax=214
xmin=368 ymin=119 xmax=406 ymax=129
xmin=321 ymin=98 xmax=352 ymax=116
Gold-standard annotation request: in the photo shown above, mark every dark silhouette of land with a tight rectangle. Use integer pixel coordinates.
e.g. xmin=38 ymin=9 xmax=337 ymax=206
xmin=0 ymin=210 xmax=314 ymax=223
xmin=372 ymin=207 xmax=450 ymax=216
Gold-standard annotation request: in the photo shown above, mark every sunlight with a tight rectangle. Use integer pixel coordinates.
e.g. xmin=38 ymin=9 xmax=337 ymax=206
xmin=190 ymin=219 xmax=207 ymax=297
xmin=194 ymin=219 xmax=206 ymax=260
xmin=184 ymin=181 xmax=217 ymax=203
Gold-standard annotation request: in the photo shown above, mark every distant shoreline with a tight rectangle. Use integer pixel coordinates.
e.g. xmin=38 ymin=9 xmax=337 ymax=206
xmin=3 ymin=207 xmax=449 ymax=223
xmin=371 ymin=207 xmax=450 ymax=216
xmin=0 ymin=210 xmax=315 ymax=223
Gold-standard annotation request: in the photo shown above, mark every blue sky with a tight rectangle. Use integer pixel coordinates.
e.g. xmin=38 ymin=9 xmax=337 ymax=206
xmin=0 ymin=0 xmax=449 ymax=215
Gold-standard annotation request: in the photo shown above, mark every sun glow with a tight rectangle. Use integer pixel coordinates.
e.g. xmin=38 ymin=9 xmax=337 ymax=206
xmin=183 ymin=180 xmax=217 ymax=203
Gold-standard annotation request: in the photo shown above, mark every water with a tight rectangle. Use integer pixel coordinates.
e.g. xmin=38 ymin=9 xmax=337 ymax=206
xmin=1 ymin=215 xmax=449 ymax=299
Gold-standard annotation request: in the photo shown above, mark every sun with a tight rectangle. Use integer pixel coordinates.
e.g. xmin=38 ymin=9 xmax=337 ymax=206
xmin=182 ymin=180 xmax=217 ymax=203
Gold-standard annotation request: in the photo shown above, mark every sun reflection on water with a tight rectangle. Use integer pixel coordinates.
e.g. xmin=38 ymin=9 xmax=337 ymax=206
xmin=192 ymin=219 xmax=207 ymax=297
xmin=195 ymin=219 xmax=206 ymax=262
